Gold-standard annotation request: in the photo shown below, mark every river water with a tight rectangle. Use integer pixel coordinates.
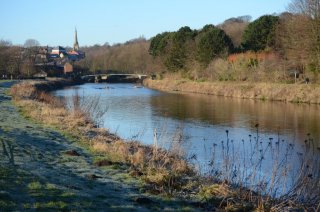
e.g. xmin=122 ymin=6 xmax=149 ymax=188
xmin=53 ymin=83 xmax=320 ymax=198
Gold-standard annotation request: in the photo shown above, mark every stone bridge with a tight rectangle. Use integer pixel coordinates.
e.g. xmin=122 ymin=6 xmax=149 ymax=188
xmin=81 ymin=74 xmax=148 ymax=83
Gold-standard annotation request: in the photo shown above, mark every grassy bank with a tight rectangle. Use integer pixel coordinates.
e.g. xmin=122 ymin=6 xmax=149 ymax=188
xmin=143 ymin=78 xmax=320 ymax=104
xmin=1 ymin=81 xmax=159 ymax=210
xmin=9 ymin=79 xmax=316 ymax=211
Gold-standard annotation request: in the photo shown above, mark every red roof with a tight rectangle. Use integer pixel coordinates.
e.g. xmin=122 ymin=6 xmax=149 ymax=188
xmin=68 ymin=50 xmax=79 ymax=55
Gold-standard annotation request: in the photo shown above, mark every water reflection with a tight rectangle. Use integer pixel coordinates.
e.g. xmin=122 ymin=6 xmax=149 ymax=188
xmin=150 ymin=92 xmax=320 ymax=145
xmin=53 ymin=83 xmax=320 ymax=197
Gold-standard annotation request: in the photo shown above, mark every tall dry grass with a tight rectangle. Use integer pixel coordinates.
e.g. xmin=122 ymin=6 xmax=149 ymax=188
xmin=196 ymin=128 xmax=320 ymax=209
xmin=144 ymin=78 xmax=320 ymax=104
xmin=11 ymin=81 xmax=194 ymax=195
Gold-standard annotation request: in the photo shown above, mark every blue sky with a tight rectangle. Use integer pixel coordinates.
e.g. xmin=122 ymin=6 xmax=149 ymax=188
xmin=0 ymin=0 xmax=291 ymax=47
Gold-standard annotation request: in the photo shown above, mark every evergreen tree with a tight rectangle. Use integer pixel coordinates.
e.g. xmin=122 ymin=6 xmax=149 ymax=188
xmin=165 ymin=26 xmax=197 ymax=71
xmin=149 ymin=32 xmax=171 ymax=57
xmin=196 ymin=25 xmax=233 ymax=66
xmin=241 ymin=15 xmax=279 ymax=51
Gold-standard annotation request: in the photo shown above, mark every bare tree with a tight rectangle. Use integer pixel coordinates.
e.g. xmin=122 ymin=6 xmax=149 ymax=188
xmin=0 ymin=40 xmax=12 ymax=47
xmin=219 ymin=16 xmax=251 ymax=48
xmin=288 ymin=0 xmax=320 ymax=18
xmin=0 ymin=40 xmax=13 ymax=78
xmin=78 ymin=38 xmax=159 ymax=74
xmin=24 ymin=39 xmax=40 ymax=48
xmin=278 ymin=0 xmax=320 ymax=75
xmin=7 ymin=46 xmax=23 ymax=78
xmin=22 ymin=39 xmax=40 ymax=77
xmin=277 ymin=13 xmax=312 ymax=68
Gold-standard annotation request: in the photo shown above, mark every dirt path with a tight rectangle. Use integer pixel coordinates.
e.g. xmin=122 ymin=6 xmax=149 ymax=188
xmin=0 ymin=81 xmax=194 ymax=211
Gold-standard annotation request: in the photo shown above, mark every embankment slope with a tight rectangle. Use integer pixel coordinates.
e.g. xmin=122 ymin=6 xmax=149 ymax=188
xmin=0 ymin=80 xmax=189 ymax=211
xmin=144 ymin=78 xmax=320 ymax=104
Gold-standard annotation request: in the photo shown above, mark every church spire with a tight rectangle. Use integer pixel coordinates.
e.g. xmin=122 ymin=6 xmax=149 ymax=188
xmin=73 ymin=27 xmax=79 ymax=51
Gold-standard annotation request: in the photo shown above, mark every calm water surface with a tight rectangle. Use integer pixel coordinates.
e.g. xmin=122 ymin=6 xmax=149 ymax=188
xmin=53 ymin=83 xmax=320 ymax=145
xmin=53 ymin=83 xmax=320 ymax=196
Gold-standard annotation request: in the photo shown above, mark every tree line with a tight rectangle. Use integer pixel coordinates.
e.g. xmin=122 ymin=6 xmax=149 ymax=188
xmin=1 ymin=0 xmax=319 ymax=83
xmin=78 ymin=0 xmax=320 ymax=83
xmin=0 ymin=39 xmax=42 ymax=79
xmin=76 ymin=37 xmax=162 ymax=75
xmin=69 ymin=15 xmax=278 ymax=76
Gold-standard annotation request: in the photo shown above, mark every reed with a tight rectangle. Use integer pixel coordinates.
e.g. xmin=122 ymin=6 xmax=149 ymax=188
xmin=198 ymin=127 xmax=320 ymax=209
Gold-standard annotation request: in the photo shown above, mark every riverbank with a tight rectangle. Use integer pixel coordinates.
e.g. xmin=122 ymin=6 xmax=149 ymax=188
xmin=143 ymin=78 xmax=320 ymax=104
xmin=5 ymin=79 xmax=314 ymax=211
xmin=1 ymin=80 xmax=198 ymax=210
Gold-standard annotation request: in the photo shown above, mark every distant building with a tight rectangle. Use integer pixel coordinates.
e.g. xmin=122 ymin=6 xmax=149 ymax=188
xmin=74 ymin=28 xmax=79 ymax=51
xmin=34 ymin=28 xmax=85 ymax=77
xmin=68 ymin=50 xmax=85 ymax=61
xmin=67 ymin=28 xmax=85 ymax=61
xmin=67 ymin=50 xmax=79 ymax=61
xmin=64 ymin=62 xmax=73 ymax=74
xmin=51 ymin=46 xmax=67 ymax=55
xmin=38 ymin=46 xmax=49 ymax=57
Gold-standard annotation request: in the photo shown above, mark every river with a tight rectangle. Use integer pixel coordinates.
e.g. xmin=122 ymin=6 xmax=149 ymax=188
xmin=53 ymin=83 xmax=320 ymax=198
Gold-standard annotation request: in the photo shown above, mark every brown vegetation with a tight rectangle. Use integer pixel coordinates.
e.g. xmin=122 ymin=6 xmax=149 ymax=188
xmin=218 ymin=16 xmax=251 ymax=47
xmin=10 ymin=80 xmax=194 ymax=195
xmin=78 ymin=38 xmax=164 ymax=74
xmin=144 ymin=77 xmax=320 ymax=104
